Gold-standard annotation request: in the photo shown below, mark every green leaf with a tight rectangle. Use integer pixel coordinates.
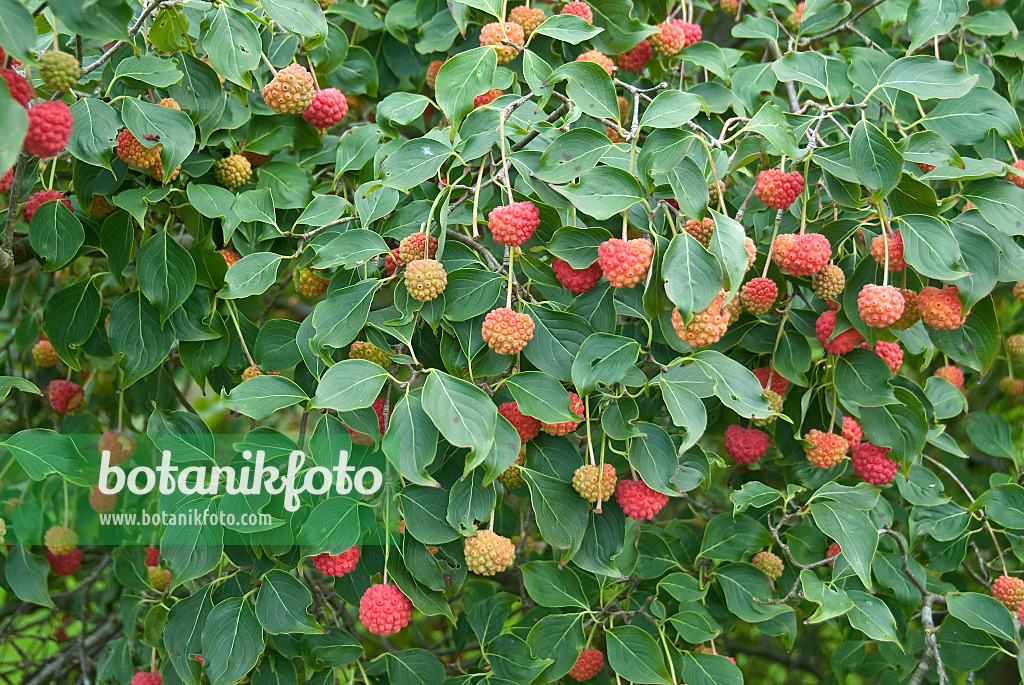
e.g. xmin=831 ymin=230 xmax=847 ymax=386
xmin=875 ymin=55 xmax=977 ymax=99
xmin=108 ymin=292 xmax=176 ymax=388
xmin=741 ymin=101 xmax=800 ymax=159
xmin=42 ymin=280 xmax=102 ymax=369
xmin=972 ymin=484 xmax=1024 ymax=528
xmin=421 ymin=371 xmax=496 ymax=472
xmin=937 ymin=618 xmax=1003 ymax=671
xmin=605 ymin=625 xmax=672 ymax=685
xmin=639 ymin=91 xmax=704 ymax=129
xmin=546 ymin=61 xmax=619 ymax=122
xmin=262 ymin=0 xmax=328 ymax=41
xmin=224 ymin=375 xmax=308 ymax=420
xmin=435 ymin=47 xmax=498 ymax=133
xmin=297 ymin=497 xmax=360 ymax=550
xmin=896 ymin=215 xmax=966 ymax=280
xmin=699 ymin=513 xmax=773 ymax=562
xmin=0 ymin=430 xmax=89 ymax=486
xmin=907 ymin=0 xmax=968 ymax=51
xmin=504 ymin=371 xmax=576 ymax=423
xmin=0 ymin=376 xmax=40 ymax=401
xmin=571 ymin=333 xmax=640 ymax=396
xmin=111 ymin=55 xmax=183 ymax=88
xmin=716 ymin=563 xmax=794 ymax=622
xmin=120 ymin=97 xmax=196 ymax=184
xmin=0 ymin=0 xmax=36 ymax=63
xmin=201 ymin=597 xmax=264 ymax=685
xmin=4 ymin=547 xmax=53 ymax=608
xmin=205 ymin=6 xmax=262 ymax=87
xmin=255 ymin=571 xmax=321 ymax=635
xmin=164 ymin=586 xmax=212 ymax=684
xmin=845 ymin=591 xmax=900 ymax=643
xmin=860 ymin=386 xmax=927 ymax=464
xmin=630 ymin=421 xmax=703 ymax=496
xmin=383 ymin=394 xmax=439 ymax=486
xmin=520 ymin=561 xmax=588 ymax=608
xmin=552 ymin=166 xmax=644 ymax=220
xmin=28 ymin=201 xmax=85 ymax=272
xmin=681 ymin=652 xmax=743 ymax=685
xmin=946 ymin=592 xmax=1015 ymax=642
xmin=833 ymin=348 xmax=898 ymax=407
xmin=662 ymin=233 xmax=722 ymax=324
xmin=966 ymin=412 xmax=1015 ymax=461
xmin=137 ymin=231 xmax=197 ymax=323
xmin=311 ymin=359 xmax=388 ymax=412
xmin=162 ymin=500 xmax=224 ymax=588
xmin=809 ymin=500 xmax=878 ymax=588
xmin=67 ymin=99 xmax=120 ymax=171
xmin=850 ymin=120 xmax=902 ymax=197
xmin=383 ymin=649 xmax=446 ymax=685
xmin=382 ymin=137 xmax=453 ymax=190
xmin=310 ymin=280 xmax=381 ymax=350
xmin=531 ymin=14 xmax=603 ymax=43
xmin=220 ymin=253 xmax=282 ymax=299
xmin=526 ymin=613 xmax=587 ymax=683
xmin=520 ymin=467 xmax=588 ymax=550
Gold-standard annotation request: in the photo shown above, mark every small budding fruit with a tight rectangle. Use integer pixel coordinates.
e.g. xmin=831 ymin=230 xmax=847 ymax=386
xmin=672 ymin=292 xmax=731 ymax=348
xmin=541 ymin=392 xmax=584 ymax=435
xmin=917 ymin=285 xmax=964 ymax=330
xmin=117 ymin=128 xmax=161 ymax=168
xmin=568 ymin=649 xmax=605 ymax=681
xmin=1007 ymin=334 xmax=1024 ymax=358
xmin=157 ymin=97 xmax=180 ymax=109
xmin=295 ymin=267 xmax=330 ymax=298
xmin=32 ymin=339 xmax=59 ymax=367
xmin=482 ymin=307 xmax=535 ymax=355
xmin=213 ymin=154 xmax=253 ymax=189
xmin=398 ymin=232 xmax=439 ymax=262
xmin=473 ymin=88 xmax=503 ymax=108
xmin=614 ymin=479 xmax=669 ymax=520
xmin=89 ymin=485 xmax=116 ymax=513
xmin=857 ymin=284 xmax=905 ymax=328
xmin=1000 ymin=377 xmax=1024 ymax=396
xmin=498 ymin=402 xmax=541 ymax=443
xmin=1009 ymin=160 xmax=1024 ymax=189
xmin=510 ymin=5 xmax=547 ymax=36
xmin=755 ymin=168 xmax=805 ymax=209
xmin=148 ymin=565 xmax=172 ymax=591
xmin=89 ymin=195 xmax=115 ymax=217
xmin=497 ymin=447 xmax=527 ymax=488
xmin=572 ymin=463 xmax=617 ymax=504
xmin=752 ymin=551 xmax=784 ymax=581
xmin=803 ymin=429 xmax=848 ymax=469
xmin=1015 ymin=281 xmax=1024 ymax=303
xmin=131 ymin=673 xmax=162 ymax=685
xmin=870 ymin=231 xmax=907 ymax=271
xmin=597 ymin=238 xmax=654 ymax=288
xmin=576 ymin=49 xmax=614 ymax=75
xmin=815 ymin=310 xmax=864 ymax=354
xmin=241 ymin=365 xmax=263 ymax=381
xmin=720 ymin=0 xmax=739 ymax=14
xmin=24 ymin=101 xmax=74 ymax=158
xmin=47 ymin=379 xmax=84 ymax=414
xmin=992 ymin=575 xmax=1024 ymax=610
xmin=488 ymin=201 xmax=540 ymax=246
xmin=302 ymin=87 xmax=349 ymax=130
xmin=851 ymin=441 xmax=897 ymax=485
xmin=262 ymin=63 xmax=315 ymax=114
xmin=479 ymin=21 xmax=525 ymax=64
xmin=723 ymin=424 xmax=770 ymax=465
xmin=934 ymin=364 xmax=965 ymax=389
xmin=772 ymin=232 xmax=831 ymax=276
xmin=787 ymin=1 xmax=804 ymax=30
xmin=99 ymin=431 xmax=137 ymax=465
xmin=741 ymin=277 xmax=778 ymax=314
xmin=560 ymin=1 xmax=594 ymax=23
xmin=812 ymin=264 xmax=845 ymax=300
xmin=311 ymin=546 xmax=361 ymax=577
xmin=37 ymin=50 xmax=81 ymax=92
xmin=552 ymin=258 xmax=602 ymax=294
xmin=874 ymin=340 xmax=903 ymax=374
xmin=615 ymin=40 xmax=652 ymax=71
xmin=464 ymin=530 xmax=516 ymax=575
xmin=350 ymin=340 xmax=392 ymax=368
xmin=684 ymin=217 xmax=715 ymax=246
xmin=45 ymin=526 xmax=78 ymax=555
xmin=359 ymin=584 xmax=414 ymax=635
xmin=842 ymin=416 xmax=863 ymax=450
xmin=425 ymin=59 xmax=444 ymax=89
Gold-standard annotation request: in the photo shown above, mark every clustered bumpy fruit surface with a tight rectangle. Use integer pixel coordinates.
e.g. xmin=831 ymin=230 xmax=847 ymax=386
xmin=425 ymin=59 xmax=444 ymax=89
xmin=851 ymin=442 xmax=897 ymax=484
xmin=803 ymin=429 xmax=848 ymax=469
xmin=616 ymin=40 xmax=651 ymax=71
xmin=311 ymin=546 xmax=361 ymax=576
xmin=874 ymin=340 xmax=903 ymax=374
xmin=464 ymin=530 xmax=516 ymax=575
xmin=99 ymin=431 xmax=136 ymax=465
xmin=815 ymin=310 xmax=864 ymax=354
xmin=32 ymin=339 xmax=58 ymax=367
xmin=482 ymin=307 xmax=535 ymax=355
xmin=37 ymin=50 xmax=80 ymax=92
xmin=576 ymin=49 xmax=614 ymax=74
xmin=1009 ymin=160 xmax=1024 ymax=189
xmin=47 ymin=548 xmax=83 ymax=575
xmin=405 ymin=259 xmax=448 ymax=301
xmin=262 ymin=63 xmax=315 ymax=113
xmin=45 ymin=526 xmax=78 ymax=555
xmin=857 ymin=284 xmax=905 ymax=328
xmin=350 ymin=341 xmax=392 ymax=368
xmin=479 ymin=21 xmax=525 ymax=64
xmin=302 ymin=87 xmax=349 ymax=129
xmin=398 ymin=232 xmax=438 ymax=262
xmin=542 ymin=392 xmax=584 ymax=435
xmin=568 ymin=649 xmax=604 ymax=681
xmin=684 ymin=217 xmax=715 ymax=246
xmin=560 ymin=1 xmax=594 ymax=23
xmin=497 ymin=447 xmax=527 ymax=488
xmin=649 ymin=19 xmax=700 ymax=55
xmin=498 ymin=402 xmax=540 ymax=443
xmin=359 ymin=584 xmax=413 ymax=635
xmin=740 ymin=277 xmax=778 ymax=314
xmin=24 ymin=190 xmax=71 ymax=222
xmin=753 ymin=367 xmax=788 ymax=395
xmin=752 ymin=551 xmax=784 ymax=580
xmin=614 ymin=479 xmax=669 ymax=520
xmin=214 ymin=154 xmax=252 ymax=189
xmin=992 ymin=575 xmax=1024 ymax=610
xmin=812 ymin=264 xmax=845 ymax=299
xmin=148 ymin=566 xmax=172 ymax=591
xmin=723 ymin=424 xmax=769 ymax=464
xmin=1006 ymin=334 xmax=1024 ymax=358
xmin=116 ymin=128 xmax=161 ymax=168
xmin=552 ymin=258 xmax=602 ymax=294
xmin=24 ymin=101 xmax=74 ymax=158
xmin=597 ymin=238 xmax=653 ymax=287
xmin=488 ymin=201 xmax=540 ymax=246
xmin=917 ymin=285 xmax=963 ymax=329
xmin=473 ymin=88 xmax=503 ymax=108
xmin=672 ymin=293 xmax=731 ymax=347
xmin=572 ymin=464 xmax=616 ymax=503
xmin=510 ymin=5 xmax=546 ymax=36
xmin=131 ymin=673 xmax=162 ymax=685
xmin=772 ymin=232 xmax=831 ymax=276
xmin=48 ymin=379 xmax=84 ymax=413
xmin=1 ymin=68 xmax=31 ymax=106
xmin=842 ymin=416 xmax=862 ymax=450
xmin=870 ymin=231 xmax=906 ymax=270
xmin=755 ymin=169 xmax=804 ymax=209
xmin=934 ymin=365 xmax=965 ymax=388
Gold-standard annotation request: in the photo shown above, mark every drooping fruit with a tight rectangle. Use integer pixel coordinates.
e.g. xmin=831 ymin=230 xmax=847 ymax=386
xmin=572 ymin=463 xmax=617 ymax=504
xmin=99 ymin=431 xmax=136 ymax=465
xmin=359 ymin=584 xmax=413 ymax=635
xmin=37 ymin=50 xmax=81 ymax=92
xmin=803 ymin=429 xmax=848 ymax=469
xmin=597 ymin=238 xmax=654 ymax=288
xmin=311 ymin=546 xmax=361 ymax=576
xmin=857 ymin=284 xmax=905 ymax=328
xmin=498 ymin=402 xmax=541 ymax=443
xmin=302 ymin=87 xmax=349 ymax=130
xmin=488 ymin=201 xmax=540 ymax=246
xmin=576 ymin=49 xmax=614 ymax=74
xmin=752 ymin=551 xmax=784 ymax=580
xmin=541 ymin=392 xmax=584 ymax=435
xmin=349 ymin=341 xmax=392 ymax=368
xmin=755 ymin=169 xmax=804 ymax=210
xmin=482 ymin=307 xmax=535 ymax=355
xmin=812 ymin=264 xmax=845 ymax=300
xmin=479 ymin=21 xmax=525 ymax=64
xmin=614 ymin=479 xmax=669 ymax=520
xmin=615 ymin=40 xmax=652 ymax=71
xmin=740 ymin=277 xmax=778 ymax=314
xmin=568 ymin=649 xmax=604 ymax=681
xmin=672 ymin=292 xmax=731 ymax=347
xmin=916 ymin=285 xmax=963 ymax=330
xmin=552 ymin=258 xmax=602 ymax=294
xmin=851 ymin=441 xmax=897 ymax=485
xmin=213 ymin=154 xmax=253 ymax=189
xmin=723 ymin=424 xmax=770 ymax=465
xmin=815 ymin=310 xmax=863 ymax=354
xmin=32 ymin=339 xmax=59 ymax=367
xmin=262 ymin=63 xmax=315 ymax=114
xmin=47 ymin=379 xmax=84 ymax=414
xmin=464 ymin=529 xmax=516 ymax=575
xmin=23 ymin=101 xmax=74 ymax=158
xmin=992 ymin=575 xmax=1024 ymax=611
xmin=295 ymin=267 xmax=330 ymax=297
xmin=560 ymin=1 xmax=594 ymax=23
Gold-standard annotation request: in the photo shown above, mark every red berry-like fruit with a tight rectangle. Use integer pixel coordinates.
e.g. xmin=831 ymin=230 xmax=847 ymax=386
xmin=752 ymin=551 xmax=784 ymax=580
xmin=479 ymin=21 xmax=525 ymax=64
xmin=803 ymin=429 xmax=848 ymax=469
xmin=999 ymin=377 xmax=1023 ymax=396
xmin=47 ymin=379 xmax=84 ymax=414
xmin=870 ymin=231 xmax=906 ymax=271
xmin=145 ymin=547 xmax=161 ymax=567
xmin=116 ymin=128 xmax=161 ymax=168
xmin=772 ymin=232 xmax=830 ymax=276
xmin=684 ymin=217 xmax=715 ymax=246
xmin=615 ymin=40 xmax=652 ymax=71
xmin=498 ymin=401 xmax=541 ymax=443
xmin=482 ymin=307 xmax=535 ymax=355
xmin=649 ymin=20 xmax=687 ymax=56
xmin=473 ymin=89 xmax=503 ymax=108
xmin=614 ymin=479 xmax=669 ymax=520
xmin=488 ymin=201 xmax=540 ymax=246
xmin=572 ymin=463 xmax=617 ymax=504
xmin=815 ymin=310 xmax=864 ymax=354
xmin=262 ymin=63 xmax=315 ymax=114
xmin=560 ymin=1 xmax=593 ymax=23
xmin=672 ymin=292 xmax=731 ymax=347
xmin=311 ymin=546 xmax=361 ymax=577
xmin=24 ymin=190 xmax=71 ymax=222
xmin=464 ymin=529 xmax=516 ymax=575
xmin=812 ymin=264 xmax=845 ymax=300
xmin=542 ymin=392 xmax=584 ymax=436
xmin=992 ymin=575 xmax=1024 ymax=611
xmin=756 ymin=169 xmax=805 ymax=210
xmin=302 ymin=87 xmax=349 ymax=130
xmin=857 ymin=284 xmax=905 ymax=328
xmin=359 ymin=584 xmax=413 ymax=635
xmin=827 ymin=541 xmax=841 ymax=565
xmin=398 ymin=232 xmax=438 ymax=262
xmin=842 ymin=416 xmax=862 ymax=450
xmin=851 ymin=441 xmax=897 ymax=485
xmin=873 ymin=340 xmax=903 ymax=374
xmin=740 ymin=277 xmax=778 ymax=314
xmin=576 ymin=49 xmax=614 ymax=75
xmin=89 ymin=485 xmax=116 ymax=513
xmin=23 ymin=101 xmax=74 ymax=158
xmin=46 ymin=548 xmax=82 ymax=576
xmin=597 ymin=238 xmax=654 ymax=288
xmin=99 ymin=431 xmax=137 ymax=465
xmin=0 ymin=169 xmax=12 ymax=193
xmin=405 ymin=259 xmax=447 ymax=301
xmin=568 ymin=648 xmax=604 ymax=681
xmin=348 ymin=397 xmax=387 ymax=445
xmin=32 ymin=339 xmax=59 ymax=367
xmin=510 ymin=5 xmax=547 ymax=36
xmin=385 ymin=247 xmax=403 ymax=276
xmin=933 ymin=365 xmax=964 ymax=389
xmin=723 ymin=424 xmax=770 ymax=465
xmin=917 ymin=285 xmax=963 ymax=330
xmin=552 ymin=258 xmax=602 ymax=294
xmin=131 ymin=672 xmax=162 ymax=685
xmin=1 ymin=68 xmax=31 ymax=106
xmin=1009 ymin=160 xmax=1024 ymax=189
xmin=752 ymin=367 xmax=788 ymax=396
xmin=425 ymin=59 xmax=444 ymax=89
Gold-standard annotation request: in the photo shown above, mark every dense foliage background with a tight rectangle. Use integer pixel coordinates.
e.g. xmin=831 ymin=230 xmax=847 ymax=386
xmin=2 ymin=0 xmax=1024 ymax=682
